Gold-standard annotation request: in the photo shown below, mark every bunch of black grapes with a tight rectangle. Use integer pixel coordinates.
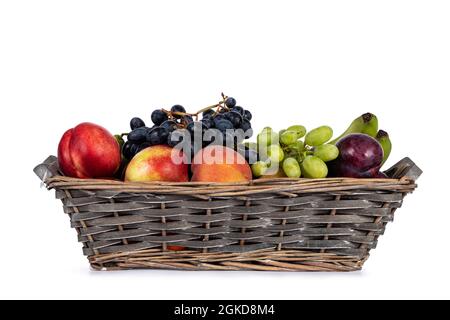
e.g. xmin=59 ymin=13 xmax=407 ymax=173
xmin=122 ymin=97 xmax=256 ymax=164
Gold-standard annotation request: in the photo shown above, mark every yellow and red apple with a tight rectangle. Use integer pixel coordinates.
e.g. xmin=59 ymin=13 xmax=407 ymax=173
xmin=125 ymin=145 xmax=189 ymax=182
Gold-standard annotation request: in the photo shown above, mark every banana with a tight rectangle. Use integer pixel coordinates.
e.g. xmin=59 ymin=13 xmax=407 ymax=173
xmin=330 ymin=113 xmax=378 ymax=144
xmin=376 ymin=130 xmax=392 ymax=165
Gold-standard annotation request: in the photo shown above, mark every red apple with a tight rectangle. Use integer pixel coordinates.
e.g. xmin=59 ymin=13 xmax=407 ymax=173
xmin=125 ymin=145 xmax=189 ymax=182
xmin=58 ymin=122 xmax=121 ymax=178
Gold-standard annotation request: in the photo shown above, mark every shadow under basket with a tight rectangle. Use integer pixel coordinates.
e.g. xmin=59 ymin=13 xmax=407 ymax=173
xmin=34 ymin=156 xmax=421 ymax=272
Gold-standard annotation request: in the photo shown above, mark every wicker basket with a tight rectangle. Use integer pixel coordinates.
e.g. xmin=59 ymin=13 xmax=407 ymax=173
xmin=34 ymin=156 xmax=421 ymax=272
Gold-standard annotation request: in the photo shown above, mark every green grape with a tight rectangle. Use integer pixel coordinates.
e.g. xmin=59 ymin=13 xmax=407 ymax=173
xmin=257 ymin=129 xmax=279 ymax=147
xmin=313 ymin=144 xmax=339 ymax=162
xmin=267 ymin=145 xmax=285 ymax=163
xmin=301 ymin=156 xmax=328 ymax=178
xmin=305 ymin=126 xmax=333 ymax=146
xmin=279 ymin=129 xmax=287 ymax=136
xmin=287 ymin=125 xmax=307 ymax=138
xmin=289 ymin=140 xmax=304 ymax=152
xmin=252 ymin=161 xmax=268 ymax=178
xmin=280 ymin=130 xmax=299 ymax=146
xmin=283 ymin=141 xmax=304 ymax=159
xmin=282 ymin=157 xmax=301 ymax=178
xmin=284 ymin=149 xmax=299 ymax=159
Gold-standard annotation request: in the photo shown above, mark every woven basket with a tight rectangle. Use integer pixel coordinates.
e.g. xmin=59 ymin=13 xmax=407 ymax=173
xmin=34 ymin=156 xmax=421 ymax=272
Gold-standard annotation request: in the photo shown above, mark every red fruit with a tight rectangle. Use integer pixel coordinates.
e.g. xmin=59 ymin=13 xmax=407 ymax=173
xmin=58 ymin=129 xmax=87 ymax=178
xmin=336 ymin=134 xmax=384 ymax=172
xmin=125 ymin=145 xmax=189 ymax=182
xmin=191 ymin=146 xmax=252 ymax=183
xmin=58 ymin=123 xmax=121 ymax=178
xmin=167 ymin=246 xmax=186 ymax=251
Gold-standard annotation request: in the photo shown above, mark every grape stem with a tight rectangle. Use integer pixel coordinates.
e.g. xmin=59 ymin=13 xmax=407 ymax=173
xmin=160 ymin=93 xmax=230 ymax=121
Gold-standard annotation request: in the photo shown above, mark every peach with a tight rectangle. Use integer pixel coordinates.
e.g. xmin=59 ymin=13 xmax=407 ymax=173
xmin=191 ymin=146 xmax=252 ymax=183
xmin=58 ymin=123 xmax=121 ymax=178
xmin=125 ymin=145 xmax=189 ymax=182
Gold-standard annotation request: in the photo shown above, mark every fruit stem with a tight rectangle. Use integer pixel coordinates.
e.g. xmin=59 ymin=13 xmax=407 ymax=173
xmin=376 ymin=130 xmax=389 ymax=139
xmin=193 ymin=93 xmax=229 ymax=116
xmin=362 ymin=112 xmax=374 ymax=123
xmin=161 ymin=109 xmax=197 ymax=119
xmin=160 ymin=93 xmax=230 ymax=121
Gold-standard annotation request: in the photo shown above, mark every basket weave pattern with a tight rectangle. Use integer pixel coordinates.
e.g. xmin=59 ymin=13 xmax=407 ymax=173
xmin=35 ymin=156 xmax=421 ymax=271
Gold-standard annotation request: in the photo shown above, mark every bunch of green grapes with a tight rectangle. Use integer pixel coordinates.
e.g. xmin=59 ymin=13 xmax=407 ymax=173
xmin=251 ymin=125 xmax=339 ymax=179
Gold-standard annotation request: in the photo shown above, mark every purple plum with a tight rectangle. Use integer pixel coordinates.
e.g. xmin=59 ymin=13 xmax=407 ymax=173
xmin=328 ymin=134 xmax=385 ymax=178
xmin=336 ymin=134 xmax=384 ymax=171
xmin=328 ymin=161 xmax=382 ymax=178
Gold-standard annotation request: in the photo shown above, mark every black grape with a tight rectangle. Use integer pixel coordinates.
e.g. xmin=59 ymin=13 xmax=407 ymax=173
xmin=147 ymin=127 xmax=169 ymax=145
xmin=215 ymin=119 xmax=234 ymax=132
xmin=171 ymin=105 xmax=186 ymax=118
xmin=151 ymin=110 xmax=168 ymax=125
xmin=241 ymin=119 xmax=253 ymax=138
xmin=244 ymin=110 xmax=252 ymax=121
xmin=241 ymin=119 xmax=252 ymax=131
xmin=138 ymin=142 xmax=152 ymax=152
xmin=187 ymin=121 xmax=208 ymax=135
xmin=225 ymin=97 xmax=237 ymax=108
xmin=130 ymin=143 xmax=140 ymax=157
xmin=203 ymin=109 xmax=215 ymax=117
xmin=130 ymin=117 xmax=146 ymax=130
xmin=224 ymin=111 xmax=243 ymax=128
xmin=201 ymin=117 xmax=215 ymax=129
xmin=232 ymin=106 xmax=244 ymax=116
xmin=160 ymin=120 xmax=178 ymax=132
xmin=122 ymin=142 xmax=134 ymax=159
xmin=213 ymin=114 xmax=226 ymax=123
xmin=127 ymin=127 xmax=148 ymax=143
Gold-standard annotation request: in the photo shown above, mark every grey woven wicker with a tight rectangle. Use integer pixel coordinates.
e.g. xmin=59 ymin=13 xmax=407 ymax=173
xmin=34 ymin=156 xmax=421 ymax=272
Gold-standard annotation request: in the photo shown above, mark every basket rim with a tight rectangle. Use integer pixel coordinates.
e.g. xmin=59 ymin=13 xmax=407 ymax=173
xmin=44 ymin=175 xmax=417 ymax=197
xmin=35 ymin=155 xmax=421 ymax=197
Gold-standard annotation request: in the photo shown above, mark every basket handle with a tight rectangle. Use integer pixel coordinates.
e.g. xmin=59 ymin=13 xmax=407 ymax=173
xmin=384 ymin=157 xmax=422 ymax=181
xmin=34 ymin=156 xmax=60 ymax=183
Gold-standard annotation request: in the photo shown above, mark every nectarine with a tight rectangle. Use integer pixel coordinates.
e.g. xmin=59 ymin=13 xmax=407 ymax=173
xmin=58 ymin=123 xmax=121 ymax=178
xmin=191 ymin=146 xmax=252 ymax=183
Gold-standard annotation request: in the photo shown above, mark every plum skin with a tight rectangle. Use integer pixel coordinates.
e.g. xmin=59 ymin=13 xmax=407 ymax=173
xmin=328 ymin=160 xmax=382 ymax=178
xmin=329 ymin=134 xmax=385 ymax=178
xmin=336 ymin=134 xmax=384 ymax=172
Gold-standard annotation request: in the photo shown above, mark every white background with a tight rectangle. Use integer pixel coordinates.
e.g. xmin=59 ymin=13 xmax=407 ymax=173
xmin=0 ymin=0 xmax=449 ymax=300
